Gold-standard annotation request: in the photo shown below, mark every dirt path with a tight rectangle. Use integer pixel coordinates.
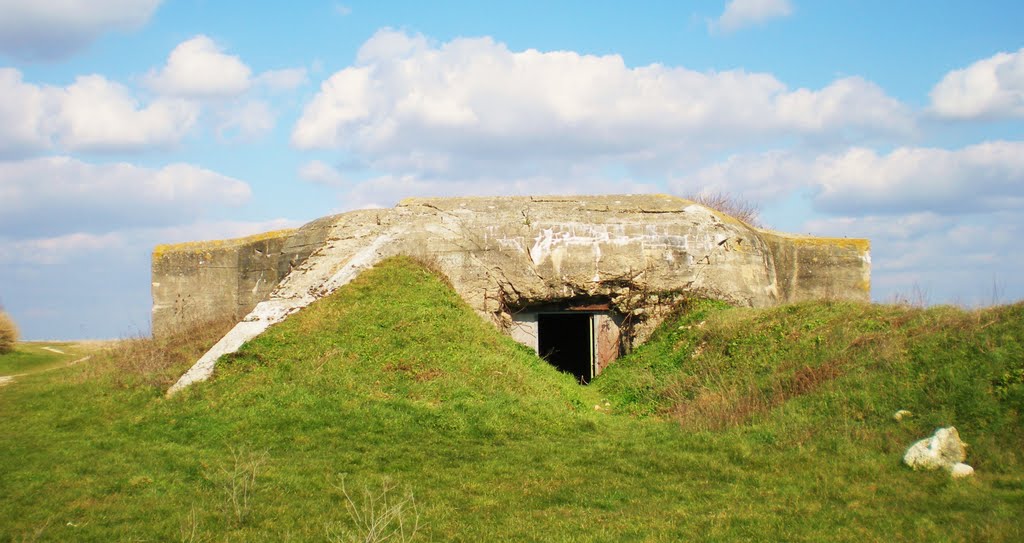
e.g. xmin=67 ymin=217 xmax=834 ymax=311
xmin=0 ymin=355 xmax=92 ymax=388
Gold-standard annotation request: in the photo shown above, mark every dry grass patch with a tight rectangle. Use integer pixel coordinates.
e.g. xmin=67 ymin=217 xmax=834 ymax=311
xmin=105 ymin=315 xmax=236 ymax=390
xmin=0 ymin=308 xmax=19 ymax=354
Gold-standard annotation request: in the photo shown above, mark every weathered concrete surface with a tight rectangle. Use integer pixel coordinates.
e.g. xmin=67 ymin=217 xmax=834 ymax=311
xmin=157 ymin=194 xmax=871 ymax=394
xmin=152 ymin=230 xmax=298 ymax=338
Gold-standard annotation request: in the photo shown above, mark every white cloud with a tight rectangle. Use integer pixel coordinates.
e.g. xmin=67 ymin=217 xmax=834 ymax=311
xmin=217 ymin=100 xmax=276 ymax=142
xmin=299 ymin=160 xmax=347 ymax=186
xmin=804 ymin=212 xmax=1024 ymax=305
xmin=712 ymin=0 xmax=793 ymax=34
xmin=674 ymin=141 xmax=1024 ymax=216
xmin=333 ymin=4 xmax=352 ymax=16
xmin=146 ymin=35 xmax=252 ymax=98
xmin=292 ymin=29 xmax=911 ymax=182
xmin=673 ymin=150 xmax=811 ymax=202
xmin=930 ymin=48 xmax=1024 ymax=120
xmin=0 ymin=68 xmax=52 ymax=156
xmin=0 ymin=231 xmax=125 ymax=266
xmin=812 ymin=141 xmax=1024 ymax=214
xmin=256 ymin=67 xmax=309 ymax=92
xmin=0 ymin=68 xmax=198 ymax=155
xmin=0 ymin=0 xmax=161 ymax=61
xmin=340 ymin=172 xmax=657 ymax=210
xmin=55 ymin=75 xmax=198 ymax=151
xmin=0 ymin=156 xmax=252 ymax=238
xmin=775 ymin=76 xmax=912 ymax=134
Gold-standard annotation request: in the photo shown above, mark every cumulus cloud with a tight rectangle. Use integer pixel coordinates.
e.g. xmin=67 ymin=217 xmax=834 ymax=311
xmin=0 ymin=231 xmax=125 ymax=266
xmin=55 ymin=75 xmax=198 ymax=151
xmin=216 ymin=100 xmax=276 ymax=142
xmin=675 ymin=141 xmax=1024 ymax=216
xmin=256 ymin=67 xmax=309 ymax=92
xmin=930 ymin=48 xmax=1024 ymax=120
xmin=0 ymin=0 xmax=161 ymax=61
xmin=0 ymin=217 xmax=297 ymax=267
xmin=804 ymin=211 xmax=1024 ymax=305
xmin=0 ymin=68 xmax=52 ymax=156
xmin=146 ymin=35 xmax=253 ymax=98
xmin=673 ymin=150 xmax=811 ymax=202
xmin=0 ymin=156 xmax=252 ymax=238
xmin=712 ymin=0 xmax=793 ymax=34
xmin=292 ymin=29 xmax=911 ymax=182
xmin=0 ymin=68 xmax=198 ymax=155
xmin=299 ymin=160 xmax=347 ymax=186
xmin=339 ymin=172 xmax=657 ymax=210
xmin=812 ymin=142 xmax=1024 ymax=214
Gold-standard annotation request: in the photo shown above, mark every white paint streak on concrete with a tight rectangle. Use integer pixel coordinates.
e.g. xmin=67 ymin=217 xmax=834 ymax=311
xmin=523 ymin=223 xmax=714 ymax=271
xmin=251 ymin=271 xmax=264 ymax=295
xmin=316 ymin=233 xmax=396 ymax=297
xmin=167 ymin=232 xmax=396 ymax=396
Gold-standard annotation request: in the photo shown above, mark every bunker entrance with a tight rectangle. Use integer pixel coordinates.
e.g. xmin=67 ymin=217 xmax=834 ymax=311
xmin=511 ymin=302 xmax=624 ymax=385
xmin=538 ymin=313 xmax=593 ymax=384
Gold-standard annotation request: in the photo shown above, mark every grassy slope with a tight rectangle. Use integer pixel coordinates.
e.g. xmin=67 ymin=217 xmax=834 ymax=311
xmin=1 ymin=257 xmax=1022 ymax=541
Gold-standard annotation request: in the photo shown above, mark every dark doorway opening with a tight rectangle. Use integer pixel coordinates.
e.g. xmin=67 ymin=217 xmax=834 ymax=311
xmin=538 ymin=313 xmax=593 ymax=384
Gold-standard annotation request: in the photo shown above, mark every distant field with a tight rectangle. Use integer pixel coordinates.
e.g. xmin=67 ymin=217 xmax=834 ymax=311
xmin=0 ymin=341 xmax=101 ymax=376
xmin=1 ymin=257 xmax=1021 ymax=541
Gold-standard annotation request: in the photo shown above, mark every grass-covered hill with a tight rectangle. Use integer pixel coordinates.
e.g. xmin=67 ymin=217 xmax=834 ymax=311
xmin=1 ymin=257 xmax=1022 ymax=541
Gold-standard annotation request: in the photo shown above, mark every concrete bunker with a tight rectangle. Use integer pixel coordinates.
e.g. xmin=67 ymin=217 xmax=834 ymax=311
xmin=155 ymin=194 xmax=871 ymax=395
xmin=509 ymin=300 xmax=624 ymax=384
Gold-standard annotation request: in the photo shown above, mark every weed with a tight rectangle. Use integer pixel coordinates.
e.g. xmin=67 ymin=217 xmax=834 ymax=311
xmin=326 ymin=476 xmax=422 ymax=543
xmin=208 ymin=447 xmax=269 ymax=527
xmin=179 ymin=506 xmax=202 ymax=543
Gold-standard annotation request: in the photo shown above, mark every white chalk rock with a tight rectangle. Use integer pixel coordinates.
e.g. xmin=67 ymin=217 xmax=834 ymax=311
xmin=903 ymin=427 xmax=967 ymax=471
xmin=950 ymin=463 xmax=975 ymax=479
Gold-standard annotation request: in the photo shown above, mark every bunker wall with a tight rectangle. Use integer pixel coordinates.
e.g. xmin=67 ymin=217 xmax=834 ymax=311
xmin=152 ymin=195 xmax=871 ymax=345
xmin=151 ymin=230 xmax=296 ymax=338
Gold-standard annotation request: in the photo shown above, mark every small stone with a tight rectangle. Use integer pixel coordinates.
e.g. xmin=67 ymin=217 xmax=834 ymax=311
xmin=893 ymin=409 xmax=912 ymax=421
xmin=950 ymin=463 xmax=974 ymax=479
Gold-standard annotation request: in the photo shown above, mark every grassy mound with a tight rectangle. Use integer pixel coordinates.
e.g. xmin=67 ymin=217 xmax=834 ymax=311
xmin=206 ymin=256 xmax=597 ymax=439
xmin=599 ymin=299 xmax=1024 ymax=435
xmin=1 ymin=257 xmax=1022 ymax=541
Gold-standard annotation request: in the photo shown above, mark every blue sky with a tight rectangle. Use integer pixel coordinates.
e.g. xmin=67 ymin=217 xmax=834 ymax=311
xmin=1 ymin=0 xmax=1022 ymax=339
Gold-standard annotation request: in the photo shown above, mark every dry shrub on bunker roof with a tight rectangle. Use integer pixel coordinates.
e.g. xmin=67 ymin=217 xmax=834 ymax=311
xmin=0 ymin=308 xmax=18 ymax=354
xmin=686 ymin=192 xmax=761 ymax=226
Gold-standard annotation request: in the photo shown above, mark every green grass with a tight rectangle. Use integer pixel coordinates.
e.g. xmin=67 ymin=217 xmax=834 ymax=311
xmin=1 ymin=256 xmax=1022 ymax=541
xmin=0 ymin=342 xmax=94 ymax=375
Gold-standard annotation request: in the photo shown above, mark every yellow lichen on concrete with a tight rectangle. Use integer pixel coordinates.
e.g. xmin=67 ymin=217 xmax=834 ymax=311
xmin=152 ymin=229 xmax=296 ymax=261
xmin=763 ymin=230 xmax=870 ymax=252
